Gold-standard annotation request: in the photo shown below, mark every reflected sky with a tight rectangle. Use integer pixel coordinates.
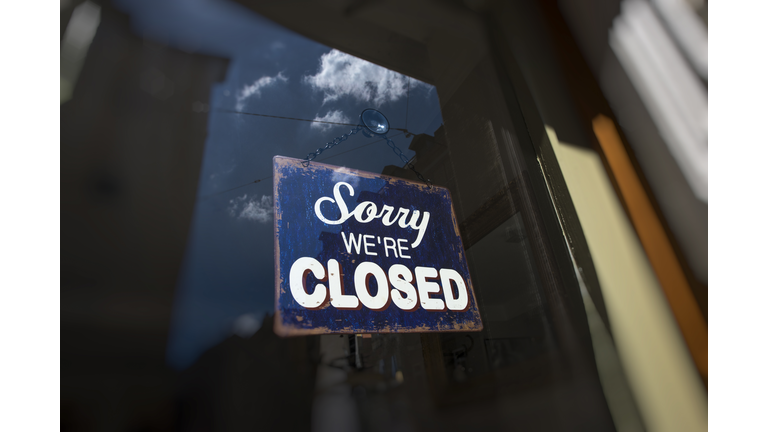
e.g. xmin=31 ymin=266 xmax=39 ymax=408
xmin=114 ymin=0 xmax=443 ymax=369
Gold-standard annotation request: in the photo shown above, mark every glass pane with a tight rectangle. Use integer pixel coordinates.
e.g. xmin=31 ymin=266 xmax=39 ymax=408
xmin=61 ymin=1 xmax=615 ymax=431
xmin=165 ymin=23 xmax=443 ymax=371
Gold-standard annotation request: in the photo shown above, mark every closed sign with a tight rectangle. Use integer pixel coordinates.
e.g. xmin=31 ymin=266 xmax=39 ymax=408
xmin=273 ymin=156 xmax=482 ymax=336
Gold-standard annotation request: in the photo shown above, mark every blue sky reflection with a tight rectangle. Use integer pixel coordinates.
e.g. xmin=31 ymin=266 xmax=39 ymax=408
xmin=116 ymin=0 xmax=443 ymax=370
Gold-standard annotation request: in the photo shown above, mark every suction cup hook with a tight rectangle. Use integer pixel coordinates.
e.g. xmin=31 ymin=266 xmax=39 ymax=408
xmin=360 ymin=109 xmax=390 ymax=137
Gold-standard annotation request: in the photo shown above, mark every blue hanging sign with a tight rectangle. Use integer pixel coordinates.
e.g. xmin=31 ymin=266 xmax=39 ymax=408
xmin=273 ymin=156 xmax=482 ymax=336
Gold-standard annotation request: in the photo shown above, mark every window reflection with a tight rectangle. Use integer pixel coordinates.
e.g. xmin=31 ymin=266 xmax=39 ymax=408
xmin=61 ymin=0 xmax=628 ymax=430
xmin=165 ymin=19 xmax=443 ymax=370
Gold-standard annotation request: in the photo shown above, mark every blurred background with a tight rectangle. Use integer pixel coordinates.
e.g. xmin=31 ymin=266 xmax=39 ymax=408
xmin=60 ymin=0 xmax=708 ymax=431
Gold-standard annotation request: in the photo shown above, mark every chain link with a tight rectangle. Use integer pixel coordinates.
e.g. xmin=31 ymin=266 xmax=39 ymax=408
xmin=302 ymin=125 xmax=363 ymax=167
xmin=384 ymin=137 xmax=432 ymax=188
xmin=302 ymin=125 xmax=432 ymax=188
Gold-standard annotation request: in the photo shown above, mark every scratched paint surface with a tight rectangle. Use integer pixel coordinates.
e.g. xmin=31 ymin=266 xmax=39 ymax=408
xmin=273 ymin=156 xmax=482 ymax=336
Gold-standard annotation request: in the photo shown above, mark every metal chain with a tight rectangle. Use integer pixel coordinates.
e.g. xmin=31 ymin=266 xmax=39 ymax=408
xmin=303 ymin=125 xmax=363 ymax=167
xmin=302 ymin=125 xmax=432 ymax=188
xmin=384 ymin=137 xmax=432 ymax=188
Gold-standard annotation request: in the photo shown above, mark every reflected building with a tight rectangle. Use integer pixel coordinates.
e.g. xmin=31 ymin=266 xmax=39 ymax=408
xmin=175 ymin=316 xmax=318 ymax=432
xmin=61 ymin=3 xmax=228 ymax=431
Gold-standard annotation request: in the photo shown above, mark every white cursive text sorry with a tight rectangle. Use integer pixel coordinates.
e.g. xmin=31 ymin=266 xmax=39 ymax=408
xmin=314 ymin=181 xmax=430 ymax=248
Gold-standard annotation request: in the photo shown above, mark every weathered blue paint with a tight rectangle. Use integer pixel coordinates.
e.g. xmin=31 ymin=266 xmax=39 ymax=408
xmin=273 ymin=156 xmax=482 ymax=336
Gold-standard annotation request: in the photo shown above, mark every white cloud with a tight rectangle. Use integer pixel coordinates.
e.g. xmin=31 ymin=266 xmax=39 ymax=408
xmin=235 ymin=72 xmax=287 ymax=110
xmin=331 ymin=167 xmax=361 ymax=190
xmin=303 ymin=49 xmax=426 ymax=106
xmin=310 ymin=110 xmax=351 ymax=132
xmin=209 ymin=163 xmax=235 ymax=180
xmin=228 ymin=194 xmax=273 ymax=223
